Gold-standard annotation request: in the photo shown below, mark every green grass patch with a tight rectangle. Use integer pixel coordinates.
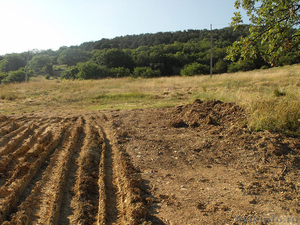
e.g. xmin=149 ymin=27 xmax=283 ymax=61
xmin=93 ymin=92 xmax=150 ymax=101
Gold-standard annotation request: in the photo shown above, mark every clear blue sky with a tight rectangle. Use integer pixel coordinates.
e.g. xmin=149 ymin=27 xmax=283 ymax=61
xmin=0 ymin=0 xmax=249 ymax=55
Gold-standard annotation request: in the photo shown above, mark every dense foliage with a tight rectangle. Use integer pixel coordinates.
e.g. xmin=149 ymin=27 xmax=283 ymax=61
xmin=227 ymin=0 xmax=300 ymax=66
xmin=0 ymin=24 xmax=299 ymax=83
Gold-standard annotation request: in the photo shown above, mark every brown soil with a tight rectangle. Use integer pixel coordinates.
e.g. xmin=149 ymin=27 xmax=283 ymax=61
xmin=0 ymin=100 xmax=299 ymax=225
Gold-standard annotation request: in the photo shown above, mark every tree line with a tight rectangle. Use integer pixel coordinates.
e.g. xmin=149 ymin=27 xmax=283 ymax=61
xmin=0 ymin=24 xmax=299 ymax=84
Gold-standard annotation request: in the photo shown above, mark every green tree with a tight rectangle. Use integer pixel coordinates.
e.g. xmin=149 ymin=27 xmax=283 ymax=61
xmin=57 ymin=48 xmax=90 ymax=66
xmin=42 ymin=64 xmax=54 ymax=76
xmin=0 ymin=54 xmax=26 ymax=72
xmin=102 ymin=49 xmax=135 ymax=70
xmin=227 ymin=0 xmax=300 ymax=66
xmin=132 ymin=46 xmax=151 ymax=67
xmin=29 ymin=54 xmax=53 ymax=74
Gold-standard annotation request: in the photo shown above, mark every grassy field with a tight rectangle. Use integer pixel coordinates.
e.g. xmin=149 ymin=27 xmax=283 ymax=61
xmin=1 ymin=64 xmax=300 ymax=134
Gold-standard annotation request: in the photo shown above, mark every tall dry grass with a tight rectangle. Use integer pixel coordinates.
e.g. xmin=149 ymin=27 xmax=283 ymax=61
xmin=0 ymin=64 xmax=299 ymax=134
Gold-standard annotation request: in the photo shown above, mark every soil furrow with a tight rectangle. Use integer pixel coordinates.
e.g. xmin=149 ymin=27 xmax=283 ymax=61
xmin=0 ymin=122 xmax=58 ymax=189
xmin=94 ymin=113 xmax=149 ymax=224
xmin=97 ymin=124 xmax=119 ymax=225
xmin=0 ymin=125 xmax=28 ymax=148
xmin=0 ymin=115 xmax=8 ymax=123
xmin=58 ymin=117 xmax=85 ymax=225
xmin=0 ymin=124 xmax=67 ymax=224
xmin=69 ymin=117 xmax=102 ymax=225
xmin=0 ymin=121 xmax=12 ymax=130
xmin=6 ymin=121 xmax=81 ymax=224
xmin=0 ymin=122 xmax=51 ymax=174
xmin=47 ymin=124 xmax=82 ymax=224
xmin=0 ymin=122 xmax=36 ymax=157
xmin=92 ymin=114 xmax=119 ymax=225
xmin=0 ymin=122 xmax=20 ymax=138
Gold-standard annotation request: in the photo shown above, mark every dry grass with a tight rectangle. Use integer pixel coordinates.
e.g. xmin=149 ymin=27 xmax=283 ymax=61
xmin=0 ymin=64 xmax=300 ymax=134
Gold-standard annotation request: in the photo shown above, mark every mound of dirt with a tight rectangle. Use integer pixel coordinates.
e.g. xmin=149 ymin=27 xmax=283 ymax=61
xmin=170 ymin=99 xmax=247 ymax=128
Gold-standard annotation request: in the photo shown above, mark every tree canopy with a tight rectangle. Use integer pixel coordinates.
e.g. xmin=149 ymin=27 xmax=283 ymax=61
xmin=0 ymin=54 xmax=26 ymax=72
xmin=1 ymin=23 xmax=300 ymax=84
xmin=227 ymin=0 xmax=300 ymax=66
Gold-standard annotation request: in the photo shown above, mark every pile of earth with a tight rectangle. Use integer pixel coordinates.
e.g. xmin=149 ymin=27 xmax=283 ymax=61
xmin=169 ymin=99 xmax=247 ymax=128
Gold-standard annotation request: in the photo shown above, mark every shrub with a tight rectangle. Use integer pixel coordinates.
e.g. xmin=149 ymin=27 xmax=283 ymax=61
xmin=180 ymin=63 xmax=209 ymax=76
xmin=77 ymin=62 xmax=111 ymax=80
xmin=213 ymin=59 xmax=228 ymax=74
xmin=132 ymin=67 xmax=161 ymax=78
xmin=2 ymin=70 xmax=26 ymax=84
xmin=61 ymin=66 xmax=79 ymax=80
xmin=228 ymin=60 xmax=256 ymax=73
xmin=260 ymin=65 xmax=269 ymax=70
xmin=109 ymin=67 xmax=131 ymax=78
xmin=0 ymin=72 xmax=7 ymax=83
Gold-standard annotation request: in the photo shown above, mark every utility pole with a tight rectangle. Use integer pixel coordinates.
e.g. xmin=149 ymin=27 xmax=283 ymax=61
xmin=210 ymin=24 xmax=213 ymax=78
xmin=25 ymin=51 xmax=29 ymax=82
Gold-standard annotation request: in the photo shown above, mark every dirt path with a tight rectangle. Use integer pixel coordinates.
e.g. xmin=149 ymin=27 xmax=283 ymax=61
xmin=0 ymin=100 xmax=299 ymax=224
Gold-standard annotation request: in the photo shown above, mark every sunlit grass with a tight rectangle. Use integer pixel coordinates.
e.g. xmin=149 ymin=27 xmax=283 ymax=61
xmin=0 ymin=64 xmax=300 ymax=134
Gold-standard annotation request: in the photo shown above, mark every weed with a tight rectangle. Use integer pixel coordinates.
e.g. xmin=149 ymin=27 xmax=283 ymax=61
xmin=274 ymin=88 xmax=286 ymax=97
xmin=248 ymin=97 xmax=300 ymax=134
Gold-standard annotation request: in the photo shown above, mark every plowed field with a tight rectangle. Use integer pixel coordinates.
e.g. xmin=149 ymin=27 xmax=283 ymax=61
xmin=0 ymin=100 xmax=299 ymax=225
xmin=0 ymin=113 xmax=148 ymax=225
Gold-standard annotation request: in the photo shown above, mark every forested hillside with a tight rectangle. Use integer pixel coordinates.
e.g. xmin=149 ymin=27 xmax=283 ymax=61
xmin=0 ymin=25 xmax=299 ymax=83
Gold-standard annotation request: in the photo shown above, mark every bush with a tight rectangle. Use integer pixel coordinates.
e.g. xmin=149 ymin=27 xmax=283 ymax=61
xmin=276 ymin=52 xmax=300 ymax=66
xmin=213 ymin=59 xmax=228 ymax=74
xmin=260 ymin=65 xmax=269 ymax=70
xmin=132 ymin=67 xmax=161 ymax=78
xmin=228 ymin=60 xmax=256 ymax=73
xmin=180 ymin=62 xmax=209 ymax=76
xmin=109 ymin=67 xmax=131 ymax=78
xmin=0 ymin=72 xmax=7 ymax=83
xmin=61 ymin=66 xmax=79 ymax=80
xmin=2 ymin=70 xmax=26 ymax=84
xmin=77 ymin=61 xmax=110 ymax=80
